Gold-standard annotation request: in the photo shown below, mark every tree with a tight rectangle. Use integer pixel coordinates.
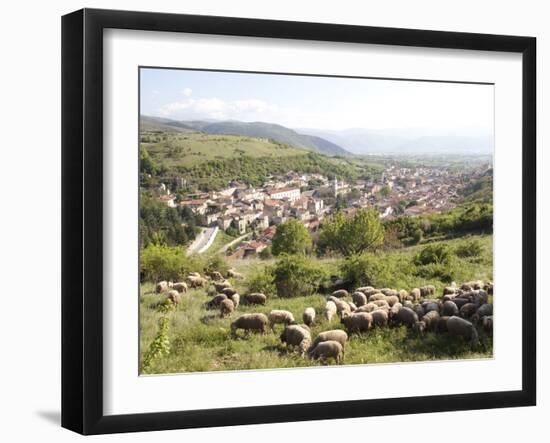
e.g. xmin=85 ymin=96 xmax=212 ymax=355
xmin=318 ymin=208 xmax=384 ymax=256
xmin=272 ymin=219 xmax=312 ymax=256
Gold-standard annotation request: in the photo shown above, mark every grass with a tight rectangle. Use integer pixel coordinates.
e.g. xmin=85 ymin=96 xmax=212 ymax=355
xmin=139 ymin=234 xmax=493 ymax=375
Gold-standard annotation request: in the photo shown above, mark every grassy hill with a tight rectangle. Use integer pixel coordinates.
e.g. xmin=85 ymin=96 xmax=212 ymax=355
xmin=140 ymin=115 xmax=350 ymax=156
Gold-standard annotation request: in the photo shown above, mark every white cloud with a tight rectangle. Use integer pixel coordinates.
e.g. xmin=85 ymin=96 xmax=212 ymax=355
xmin=182 ymin=87 xmax=192 ymax=97
xmin=158 ymin=97 xmax=282 ymax=122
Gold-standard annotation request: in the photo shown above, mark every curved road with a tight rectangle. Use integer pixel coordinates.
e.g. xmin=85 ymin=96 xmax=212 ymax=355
xmin=187 ymin=227 xmax=218 ymax=255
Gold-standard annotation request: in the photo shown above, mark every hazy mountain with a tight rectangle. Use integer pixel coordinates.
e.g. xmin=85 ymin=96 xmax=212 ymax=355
xmin=298 ymin=127 xmax=493 ymax=156
xmin=140 ymin=116 xmax=350 ymax=156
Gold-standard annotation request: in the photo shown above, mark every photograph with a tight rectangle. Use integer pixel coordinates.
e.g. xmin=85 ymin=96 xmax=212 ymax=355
xmin=138 ymin=67 xmax=494 ymax=375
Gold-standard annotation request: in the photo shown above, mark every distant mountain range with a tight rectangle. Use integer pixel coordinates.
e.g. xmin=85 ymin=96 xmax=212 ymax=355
xmin=140 ymin=116 xmax=349 ymax=156
xmin=297 ymin=127 xmax=493 ymax=156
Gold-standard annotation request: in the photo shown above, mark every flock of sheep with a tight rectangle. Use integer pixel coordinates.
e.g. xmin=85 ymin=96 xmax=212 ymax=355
xmin=154 ymin=272 xmax=493 ymax=365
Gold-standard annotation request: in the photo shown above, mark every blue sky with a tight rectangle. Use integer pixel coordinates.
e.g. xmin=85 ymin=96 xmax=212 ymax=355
xmin=140 ymin=67 xmax=493 ymax=133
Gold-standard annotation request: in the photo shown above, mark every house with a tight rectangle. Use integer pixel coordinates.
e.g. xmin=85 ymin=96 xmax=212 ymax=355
xmin=267 ymin=187 xmax=301 ymax=202
xmin=158 ymin=194 xmax=176 ymax=208
xmin=179 ymin=198 xmax=209 ymax=214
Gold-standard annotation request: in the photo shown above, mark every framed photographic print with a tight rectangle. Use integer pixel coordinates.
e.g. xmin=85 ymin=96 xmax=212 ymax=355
xmin=62 ymin=8 xmax=536 ymax=435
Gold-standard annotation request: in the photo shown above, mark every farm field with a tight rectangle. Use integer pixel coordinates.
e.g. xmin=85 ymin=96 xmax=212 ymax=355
xmin=139 ymin=235 xmax=493 ymax=375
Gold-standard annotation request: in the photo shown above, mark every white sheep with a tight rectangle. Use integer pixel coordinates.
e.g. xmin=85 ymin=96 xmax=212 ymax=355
xmin=302 ymin=307 xmax=316 ymax=326
xmin=309 ymin=340 xmax=344 ymax=364
xmin=324 ymin=301 xmax=337 ymax=322
xmin=268 ymin=310 xmax=296 ymax=330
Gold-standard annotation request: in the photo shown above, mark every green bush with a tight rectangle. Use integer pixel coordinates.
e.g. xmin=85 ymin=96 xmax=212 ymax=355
xmin=203 ymin=254 xmax=229 ymax=276
xmin=272 ymin=219 xmax=312 ymax=256
xmin=340 ymin=253 xmax=394 ymax=288
xmin=247 ymin=268 xmax=277 ymax=297
xmin=140 ymin=244 xmax=196 ymax=282
xmin=415 ymin=262 xmax=455 ymax=283
xmin=414 ymin=243 xmax=453 ymax=266
xmin=272 ymin=255 xmax=327 ymax=297
xmin=455 ymin=238 xmax=484 ymax=258
xmin=259 ymin=246 xmax=273 ymax=260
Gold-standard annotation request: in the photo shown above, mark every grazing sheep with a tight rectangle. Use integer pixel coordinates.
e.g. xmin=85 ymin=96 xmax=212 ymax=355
xmin=330 ymin=298 xmax=352 ymax=318
xmin=227 ymin=268 xmax=245 ymax=279
xmin=213 ymin=280 xmax=232 ymax=292
xmin=209 ymin=271 xmax=224 ymax=281
xmin=371 ymin=309 xmax=389 ymax=328
xmin=341 ymin=312 xmax=373 ymax=333
xmin=187 ymin=276 xmax=208 ymax=288
xmin=414 ymin=304 xmax=425 ymax=319
xmin=421 ymin=310 xmax=440 ymax=331
xmin=441 ymin=300 xmax=459 ymax=317
xmin=303 ymin=307 xmax=316 ymax=326
xmin=220 ymin=298 xmax=235 ymax=318
xmin=230 ymin=293 xmax=240 ymax=309
xmin=443 ymin=286 xmax=457 ymax=296
xmin=459 ymin=303 xmax=478 ymax=319
xmin=461 ymin=282 xmax=473 ymax=291
xmin=221 ymin=287 xmax=237 ymax=296
xmin=381 ymin=288 xmax=398 ymax=297
xmin=435 ymin=316 xmax=450 ymax=333
xmin=348 ymin=302 xmax=357 ymax=312
xmin=310 ymin=340 xmax=344 ymax=364
xmin=389 ymin=302 xmax=402 ymax=321
xmin=422 ymin=301 xmax=440 ymax=313
xmin=356 ymin=286 xmax=375 ymax=294
xmin=410 ymin=288 xmax=421 ymax=302
xmin=363 ymin=288 xmax=379 ymax=297
xmin=172 ymin=282 xmax=188 ymax=293
xmin=352 ymin=292 xmax=368 ymax=307
xmin=452 ymin=298 xmax=471 ymax=309
xmin=155 ymin=281 xmax=169 ymax=294
xmin=280 ymin=325 xmax=311 ymax=356
xmin=268 ymin=310 xmax=296 ymax=330
xmin=167 ymin=290 xmax=181 ymax=306
xmin=372 ymin=299 xmax=390 ymax=309
xmin=188 ymin=272 xmax=201 ymax=278
xmin=403 ymin=300 xmax=414 ymax=309
xmin=471 ymin=290 xmax=489 ymax=306
xmin=485 ymin=281 xmax=494 ymax=295
xmin=447 ymin=316 xmax=479 ymax=346
xmin=244 ymin=293 xmax=267 ymax=305
xmin=368 ymin=292 xmax=386 ymax=303
xmin=331 ymin=289 xmax=349 ymax=298
xmin=231 ymin=313 xmax=269 ymax=336
xmin=309 ymin=330 xmax=348 ymax=351
xmin=398 ymin=289 xmax=409 ymax=303
xmin=354 ymin=302 xmax=378 ymax=313
xmin=482 ymin=315 xmax=493 ymax=333
xmin=324 ymin=301 xmax=337 ymax=322
xmin=419 ymin=286 xmax=431 ymax=297
xmin=471 ymin=304 xmax=493 ymax=324
xmin=396 ymin=307 xmax=419 ymax=328
xmin=207 ymin=294 xmax=227 ymax=309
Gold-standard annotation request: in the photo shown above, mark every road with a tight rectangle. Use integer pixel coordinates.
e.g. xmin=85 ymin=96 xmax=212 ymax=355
xmin=186 ymin=227 xmax=219 ymax=255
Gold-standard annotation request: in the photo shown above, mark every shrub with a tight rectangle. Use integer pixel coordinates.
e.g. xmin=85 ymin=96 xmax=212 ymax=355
xmin=247 ymin=267 xmax=277 ymax=297
xmin=140 ymin=244 xmax=191 ymax=282
xmin=259 ymin=246 xmax=273 ymax=260
xmin=455 ymin=238 xmax=484 ymax=258
xmin=204 ymin=254 xmax=229 ymax=276
xmin=340 ymin=253 xmax=394 ymax=288
xmin=272 ymin=219 xmax=312 ymax=256
xmin=272 ymin=255 xmax=326 ymax=297
xmin=414 ymin=243 xmax=453 ymax=266
xmin=415 ymin=262 xmax=455 ymax=283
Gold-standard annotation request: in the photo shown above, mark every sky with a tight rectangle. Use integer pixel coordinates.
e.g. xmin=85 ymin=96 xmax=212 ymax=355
xmin=140 ymin=67 xmax=494 ymax=134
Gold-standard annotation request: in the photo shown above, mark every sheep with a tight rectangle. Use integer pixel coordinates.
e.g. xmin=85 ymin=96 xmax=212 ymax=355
xmin=330 ymin=298 xmax=352 ymax=318
xmin=389 ymin=302 xmax=402 ymax=321
xmin=309 ymin=329 xmax=348 ymax=351
xmin=459 ymin=303 xmax=478 ymax=319
xmin=302 ymin=307 xmax=316 ymax=326
xmin=381 ymin=288 xmax=398 ymax=297
xmin=447 ymin=316 xmax=479 ymax=346
xmin=452 ymin=298 xmax=471 ymax=309
xmin=422 ymin=301 xmax=440 ymax=313
xmin=230 ymin=293 xmax=240 ymax=309
xmin=352 ymin=291 xmax=368 ymax=307
xmin=413 ymin=304 xmax=425 ymax=319
xmin=268 ymin=310 xmax=296 ymax=330
xmin=372 ymin=299 xmax=390 ymax=309
xmin=231 ymin=313 xmax=269 ymax=336
xmin=485 ymin=281 xmax=494 ymax=295
xmin=382 ymin=295 xmax=398 ymax=307
xmin=482 ymin=315 xmax=493 ymax=333
xmin=220 ymin=298 xmax=235 ymax=318
xmin=398 ymin=289 xmax=409 ymax=303
xmin=441 ymin=300 xmax=459 ymax=317
xmin=368 ymin=292 xmax=386 ymax=303
xmin=354 ymin=302 xmax=378 ymax=313
xmin=280 ymin=325 xmax=311 ymax=356
xmin=213 ymin=280 xmax=232 ymax=292
xmin=396 ymin=307 xmax=419 ymax=328
xmin=227 ymin=268 xmax=245 ymax=279
xmin=206 ymin=294 xmax=227 ymax=309
xmin=188 ymin=272 xmax=201 ymax=278
xmin=187 ymin=275 xmax=208 ymax=288
xmin=244 ymin=293 xmax=267 ymax=305
xmin=348 ymin=302 xmax=357 ymax=312
xmin=209 ymin=271 xmax=224 ymax=281
xmin=221 ymin=287 xmax=238 ymax=296
xmin=371 ymin=309 xmax=389 ymax=328
xmin=435 ymin=316 xmax=451 ymax=333
xmin=310 ymin=340 xmax=344 ymax=364
xmin=403 ymin=300 xmax=414 ymax=309
xmin=324 ymin=301 xmax=337 ymax=322
xmin=356 ymin=286 xmax=375 ymax=294
xmin=362 ymin=288 xmax=379 ymax=297
xmin=471 ymin=290 xmax=489 ymax=306
xmin=419 ymin=286 xmax=432 ymax=297
xmin=169 ymin=282 xmax=186 ymax=294
xmin=471 ymin=304 xmax=493 ymax=324
xmin=443 ymin=286 xmax=457 ymax=296
xmin=167 ymin=290 xmax=181 ymax=306
xmin=421 ymin=310 xmax=440 ymax=331
xmin=341 ymin=312 xmax=373 ymax=333
xmin=155 ymin=281 xmax=169 ymax=294
xmin=331 ymin=289 xmax=349 ymax=298
xmin=410 ymin=288 xmax=421 ymax=302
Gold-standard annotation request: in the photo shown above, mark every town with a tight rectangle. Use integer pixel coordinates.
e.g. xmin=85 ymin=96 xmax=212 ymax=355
xmin=155 ymin=162 xmax=492 ymax=258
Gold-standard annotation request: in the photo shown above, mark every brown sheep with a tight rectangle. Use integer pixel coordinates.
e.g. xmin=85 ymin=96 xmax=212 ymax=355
xmin=172 ymin=282 xmax=188 ymax=293
xmin=221 ymin=287 xmax=238 ymax=296
xmin=385 ymin=295 xmax=400 ymax=307
xmin=310 ymin=340 xmax=344 ymax=364
xmin=167 ymin=290 xmax=181 ymax=306
xmin=213 ymin=280 xmax=232 ymax=292
xmin=341 ymin=312 xmax=373 ymax=333
xmin=309 ymin=330 xmax=348 ymax=351
xmin=410 ymin=288 xmax=421 ymax=302
xmin=471 ymin=303 xmax=493 ymax=324
xmin=368 ymin=292 xmax=386 ymax=303
xmin=331 ymin=289 xmax=349 ymax=298
xmin=371 ymin=309 xmax=389 ymax=328
xmin=396 ymin=307 xmax=419 ymax=328
xmin=352 ymin=292 xmax=368 ymax=307
xmin=244 ymin=293 xmax=267 ymax=305
xmin=231 ymin=313 xmax=268 ymax=336
xmin=227 ymin=268 xmax=244 ymax=279
xmin=459 ymin=303 xmax=478 ymax=319
xmin=398 ymin=289 xmax=409 ymax=303
xmin=155 ymin=281 xmax=169 ymax=294
xmin=280 ymin=325 xmax=311 ymax=356
xmin=268 ymin=310 xmax=296 ymax=330
xmin=220 ymin=298 xmax=235 ymax=318
xmin=441 ymin=300 xmax=459 ymax=317
xmin=447 ymin=316 xmax=479 ymax=346
xmin=187 ymin=275 xmax=208 ymax=288
xmin=206 ymin=294 xmax=227 ymax=309
xmin=209 ymin=271 xmax=224 ymax=281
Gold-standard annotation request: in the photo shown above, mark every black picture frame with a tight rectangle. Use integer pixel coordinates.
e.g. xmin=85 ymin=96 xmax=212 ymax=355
xmin=62 ymin=8 xmax=536 ymax=435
